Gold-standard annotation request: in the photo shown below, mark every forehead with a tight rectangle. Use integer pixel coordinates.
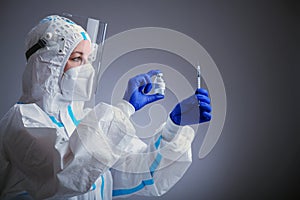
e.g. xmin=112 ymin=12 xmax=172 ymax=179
xmin=72 ymin=40 xmax=91 ymax=55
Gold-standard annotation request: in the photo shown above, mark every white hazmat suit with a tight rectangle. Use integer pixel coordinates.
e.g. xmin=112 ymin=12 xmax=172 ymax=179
xmin=0 ymin=15 xmax=195 ymax=200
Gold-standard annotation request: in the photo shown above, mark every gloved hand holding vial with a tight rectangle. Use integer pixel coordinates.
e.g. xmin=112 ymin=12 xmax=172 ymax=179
xmin=0 ymin=14 xmax=211 ymax=200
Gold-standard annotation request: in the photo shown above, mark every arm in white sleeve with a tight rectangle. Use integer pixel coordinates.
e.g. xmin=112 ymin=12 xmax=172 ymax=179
xmin=55 ymin=102 xmax=143 ymax=198
xmin=109 ymin=104 xmax=195 ymax=198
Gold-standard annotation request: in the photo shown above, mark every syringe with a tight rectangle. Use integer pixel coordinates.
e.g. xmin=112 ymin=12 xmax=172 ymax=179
xmin=197 ymin=65 xmax=201 ymax=89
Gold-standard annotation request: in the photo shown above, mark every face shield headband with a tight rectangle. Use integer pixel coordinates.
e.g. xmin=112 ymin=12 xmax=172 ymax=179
xmin=25 ymin=38 xmax=48 ymax=60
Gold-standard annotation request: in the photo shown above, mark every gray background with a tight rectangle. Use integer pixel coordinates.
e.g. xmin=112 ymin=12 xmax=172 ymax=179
xmin=0 ymin=0 xmax=299 ymax=199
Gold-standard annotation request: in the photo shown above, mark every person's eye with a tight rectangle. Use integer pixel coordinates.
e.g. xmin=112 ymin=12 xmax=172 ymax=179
xmin=71 ymin=57 xmax=82 ymax=62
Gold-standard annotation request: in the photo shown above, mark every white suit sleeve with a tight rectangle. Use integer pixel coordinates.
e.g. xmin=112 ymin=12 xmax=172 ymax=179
xmin=55 ymin=102 xmax=143 ymax=198
xmin=110 ymin=101 xmax=195 ymax=198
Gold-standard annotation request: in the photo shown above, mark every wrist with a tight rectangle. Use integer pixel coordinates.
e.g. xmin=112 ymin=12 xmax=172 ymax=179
xmin=162 ymin=115 xmax=181 ymax=141
xmin=116 ymin=100 xmax=135 ymax=117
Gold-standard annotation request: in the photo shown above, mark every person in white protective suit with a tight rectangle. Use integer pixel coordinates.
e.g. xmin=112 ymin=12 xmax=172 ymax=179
xmin=0 ymin=15 xmax=212 ymax=200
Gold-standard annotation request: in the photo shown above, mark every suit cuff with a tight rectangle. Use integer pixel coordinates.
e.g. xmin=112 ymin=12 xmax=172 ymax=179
xmin=116 ymin=100 xmax=135 ymax=117
xmin=162 ymin=115 xmax=181 ymax=141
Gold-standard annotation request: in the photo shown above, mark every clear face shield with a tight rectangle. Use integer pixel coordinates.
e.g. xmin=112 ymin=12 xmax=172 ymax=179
xmin=63 ymin=13 xmax=108 ymax=108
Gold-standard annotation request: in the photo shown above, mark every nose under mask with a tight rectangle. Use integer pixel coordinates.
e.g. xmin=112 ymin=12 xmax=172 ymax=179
xmin=61 ymin=63 xmax=95 ymax=101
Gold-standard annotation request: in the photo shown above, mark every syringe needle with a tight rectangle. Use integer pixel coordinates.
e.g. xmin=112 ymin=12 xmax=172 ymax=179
xmin=197 ymin=65 xmax=201 ymax=89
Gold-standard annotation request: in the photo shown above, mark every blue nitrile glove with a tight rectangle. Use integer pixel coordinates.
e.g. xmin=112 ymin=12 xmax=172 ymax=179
xmin=123 ymin=70 xmax=165 ymax=111
xmin=170 ymin=88 xmax=212 ymax=126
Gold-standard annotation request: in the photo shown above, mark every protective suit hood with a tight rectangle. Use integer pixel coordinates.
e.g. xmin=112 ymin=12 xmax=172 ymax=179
xmin=19 ymin=15 xmax=91 ymax=115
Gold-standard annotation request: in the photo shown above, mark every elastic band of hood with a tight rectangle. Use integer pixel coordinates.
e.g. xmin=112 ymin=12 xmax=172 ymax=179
xmin=25 ymin=38 xmax=47 ymax=60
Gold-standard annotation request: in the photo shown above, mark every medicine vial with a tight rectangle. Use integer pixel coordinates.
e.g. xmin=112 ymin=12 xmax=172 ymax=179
xmin=153 ymin=73 xmax=165 ymax=95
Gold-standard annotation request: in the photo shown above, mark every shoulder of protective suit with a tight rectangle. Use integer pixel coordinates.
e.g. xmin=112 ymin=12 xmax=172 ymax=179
xmin=0 ymin=104 xmax=23 ymax=128
xmin=13 ymin=103 xmax=56 ymax=129
xmin=0 ymin=105 xmax=28 ymax=142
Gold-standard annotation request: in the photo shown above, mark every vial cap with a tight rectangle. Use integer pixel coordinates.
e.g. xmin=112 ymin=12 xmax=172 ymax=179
xmin=157 ymin=72 xmax=163 ymax=77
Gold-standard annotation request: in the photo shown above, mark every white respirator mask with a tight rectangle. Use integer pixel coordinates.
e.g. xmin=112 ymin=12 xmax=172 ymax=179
xmin=61 ymin=63 xmax=95 ymax=101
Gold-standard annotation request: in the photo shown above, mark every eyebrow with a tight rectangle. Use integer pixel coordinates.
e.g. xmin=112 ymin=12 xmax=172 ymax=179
xmin=71 ymin=51 xmax=84 ymax=55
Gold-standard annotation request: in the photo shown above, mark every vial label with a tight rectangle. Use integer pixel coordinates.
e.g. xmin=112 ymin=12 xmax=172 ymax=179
xmin=153 ymin=73 xmax=165 ymax=95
